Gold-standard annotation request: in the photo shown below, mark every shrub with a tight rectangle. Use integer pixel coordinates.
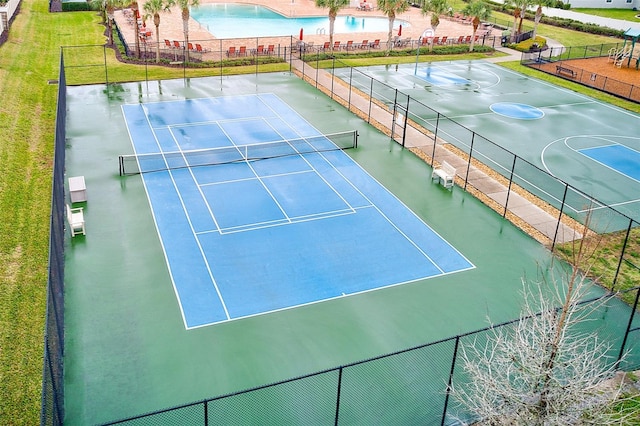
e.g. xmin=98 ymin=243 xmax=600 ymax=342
xmin=62 ymin=1 xmax=92 ymax=12
xmin=302 ymin=44 xmax=494 ymax=62
xmin=511 ymin=36 xmax=547 ymax=52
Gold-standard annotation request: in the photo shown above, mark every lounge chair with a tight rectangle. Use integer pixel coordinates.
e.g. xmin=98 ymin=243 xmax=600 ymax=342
xmin=227 ymin=46 xmax=236 ymax=57
xmin=238 ymin=46 xmax=247 ymax=56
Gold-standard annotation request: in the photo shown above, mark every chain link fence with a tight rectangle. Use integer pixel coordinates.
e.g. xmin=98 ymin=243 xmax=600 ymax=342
xmin=42 ymin=46 xmax=640 ymax=425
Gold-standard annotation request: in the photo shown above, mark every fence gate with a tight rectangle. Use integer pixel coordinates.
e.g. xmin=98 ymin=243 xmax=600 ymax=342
xmin=391 ymin=99 xmax=410 ymax=148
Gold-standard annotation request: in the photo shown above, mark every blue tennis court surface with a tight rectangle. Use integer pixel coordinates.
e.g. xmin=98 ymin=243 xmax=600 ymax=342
xmin=580 ymin=144 xmax=640 ymax=182
xmin=123 ymin=94 xmax=474 ymax=329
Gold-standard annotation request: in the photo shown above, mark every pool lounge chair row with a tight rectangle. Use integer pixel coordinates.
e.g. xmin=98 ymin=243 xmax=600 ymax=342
xmin=163 ymin=40 xmax=209 ymax=53
xmin=227 ymin=45 xmax=275 ymax=57
xmin=356 ymin=2 xmax=374 ymax=11
xmin=415 ymin=34 xmax=490 ymax=47
xmin=316 ymin=35 xmax=485 ymax=51
xmin=318 ymin=39 xmax=381 ymax=51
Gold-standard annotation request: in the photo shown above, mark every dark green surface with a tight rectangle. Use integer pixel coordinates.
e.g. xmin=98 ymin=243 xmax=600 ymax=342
xmin=333 ymin=61 xmax=640 ymax=226
xmin=63 ymin=72 xmax=624 ymax=424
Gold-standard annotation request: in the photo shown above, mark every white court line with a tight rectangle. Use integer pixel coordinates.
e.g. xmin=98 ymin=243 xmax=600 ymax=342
xmin=138 ymin=104 xmax=232 ymax=324
xmin=167 ymin=125 xmax=225 ymax=234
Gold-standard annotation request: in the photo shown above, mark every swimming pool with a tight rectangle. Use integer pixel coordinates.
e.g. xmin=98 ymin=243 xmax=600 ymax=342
xmin=191 ymin=3 xmax=407 ymax=39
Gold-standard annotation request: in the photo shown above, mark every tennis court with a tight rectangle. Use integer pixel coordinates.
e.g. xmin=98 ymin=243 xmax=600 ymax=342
xmin=334 ymin=61 xmax=640 ymax=228
xmin=62 ymin=72 xmax=636 ymax=424
xmin=121 ymin=94 xmax=472 ymax=328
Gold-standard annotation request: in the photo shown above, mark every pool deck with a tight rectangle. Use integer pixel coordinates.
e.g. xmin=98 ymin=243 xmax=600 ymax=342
xmin=114 ymin=0 xmax=491 ymax=57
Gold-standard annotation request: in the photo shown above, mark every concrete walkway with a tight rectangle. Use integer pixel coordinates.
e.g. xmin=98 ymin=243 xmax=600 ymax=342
xmin=491 ymin=0 xmax=640 ymax=31
xmin=290 ymin=56 xmax=581 ymax=245
xmin=484 ymin=35 xmax=565 ymax=63
xmin=540 ymin=7 xmax=640 ymax=31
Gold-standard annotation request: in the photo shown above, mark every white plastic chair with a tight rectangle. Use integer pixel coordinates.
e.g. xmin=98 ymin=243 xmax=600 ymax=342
xmin=66 ymin=204 xmax=86 ymax=237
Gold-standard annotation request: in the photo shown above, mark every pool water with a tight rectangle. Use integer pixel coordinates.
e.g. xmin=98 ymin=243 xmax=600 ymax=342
xmin=191 ymin=3 xmax=406 ymax=38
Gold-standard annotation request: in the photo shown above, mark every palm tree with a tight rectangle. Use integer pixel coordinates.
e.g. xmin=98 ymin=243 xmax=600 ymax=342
xmin=506 ymin=0 xmax=532 ymax=42
xmin=376 ymin=0 xmax=410 ymax=54
xmin=420 ymin=0 xmax=449 ymax=51
xmin=532 ymin=0 xmax=555 ymax=39
xmin=462 ymin=0 xmax=491 ymax=52
xmin=90 ymin=0 xmax=127 ymax=45
xmin=175 ymin=0 xmax=199 ymax=63
xmin=144 ymin=0 xmax=174 ymax=63
xmin=315 ymin=0 xmax=350 ymax=52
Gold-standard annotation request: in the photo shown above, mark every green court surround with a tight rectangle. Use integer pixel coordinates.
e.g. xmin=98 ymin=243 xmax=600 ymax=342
xmin=63 ymin=73 xmax=622 ymax=424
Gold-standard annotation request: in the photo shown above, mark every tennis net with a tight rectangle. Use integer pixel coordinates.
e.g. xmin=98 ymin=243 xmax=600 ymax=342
xmin=119 ymin=130 xmax=358 ymax=176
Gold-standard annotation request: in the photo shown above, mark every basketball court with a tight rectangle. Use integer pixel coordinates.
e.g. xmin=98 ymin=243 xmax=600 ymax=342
xmin=334 ymin=61 xmax=640 ymax=230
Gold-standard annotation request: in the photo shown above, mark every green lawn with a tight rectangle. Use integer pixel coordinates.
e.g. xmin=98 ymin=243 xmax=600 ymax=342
xmin=0 ymin=5 xmax=106 ymax=425
xmin=1 ymin=1 xmax=639 ymax=424
xmin=572 ymin=8 xmax=640 ymax=22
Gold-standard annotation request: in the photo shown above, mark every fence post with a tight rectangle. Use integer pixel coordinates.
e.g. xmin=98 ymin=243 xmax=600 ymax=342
xmin=103 ymin=45 xmax=108 ymax=85
xmin=367 ymin=77 xmax=374 ymax=124
xmin=334 ymin=367 xmax=344 ymax=426
xmin=551 ymin=185 xmax=569 ymax=251
xmin=316 ymin=52 xmax=320 ymax=89
xmin=430 ymin=114 xmax=440 ymax=168
xmin=402 ymin=96 xmax=410 ymax=148
xmin=617 ymin=286 xmax=640 ymax=366
xmin=441 ymin=336 xmax=460 ymax=426
xmin=256 ymin=37 xmax=259 ymax=77
xmin=464 ymin=133 xmax=475 ymax=191
xmin=391 ymin=89 xmax=399 ymax=140
xmin=331 ymin=55 xmax=336 ymax=99
xmin=348 ymin=67 xmax=353 ymax=111
xmin=503 ymin=156 xmax=517 ymax=218
xmin=204 ymin=400 xmax=208 ymax=426
xmin=611 ymin=219 xmax=633 ymax=292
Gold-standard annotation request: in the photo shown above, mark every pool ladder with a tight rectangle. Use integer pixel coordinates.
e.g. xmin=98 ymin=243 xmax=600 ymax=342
xmin=316 ymin=27 xmax=326 ymax=35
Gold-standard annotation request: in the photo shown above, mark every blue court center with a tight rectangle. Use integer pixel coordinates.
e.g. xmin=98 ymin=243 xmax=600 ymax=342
xmin=122 ymin=94 xmax=474 ymax=329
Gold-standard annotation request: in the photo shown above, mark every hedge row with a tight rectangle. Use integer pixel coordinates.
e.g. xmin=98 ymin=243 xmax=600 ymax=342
xmin=302 ymin=44 xmax=495 ymax=62
xmin=62 ymin=2 xmax=94 ymax=12
xmin=487 ymin=1 xmax=624 ymax=38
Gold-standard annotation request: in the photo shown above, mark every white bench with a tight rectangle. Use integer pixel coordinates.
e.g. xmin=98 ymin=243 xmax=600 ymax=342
xmin=66 ymin=204 xmax=86 ymax=237
xmin=69 ymin=176 xmax=87 ymax=203
xmin=431 ymin=161 xmax=456 ymax=189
